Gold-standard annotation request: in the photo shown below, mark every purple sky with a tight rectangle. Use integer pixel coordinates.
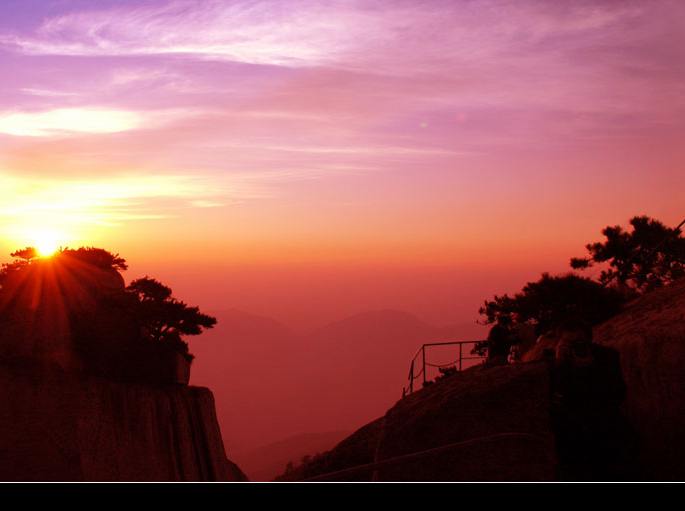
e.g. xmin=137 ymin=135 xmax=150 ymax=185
xmin=1 ymin=0 xmax=684 ymax=328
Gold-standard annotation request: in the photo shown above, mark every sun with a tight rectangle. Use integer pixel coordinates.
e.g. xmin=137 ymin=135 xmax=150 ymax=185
xmin=33 ymin=231 xmax=61 ymax=258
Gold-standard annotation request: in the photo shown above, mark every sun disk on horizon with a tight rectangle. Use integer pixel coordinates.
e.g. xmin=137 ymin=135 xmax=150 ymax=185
xmin=33 ymin=231 xmax=61 ymax=258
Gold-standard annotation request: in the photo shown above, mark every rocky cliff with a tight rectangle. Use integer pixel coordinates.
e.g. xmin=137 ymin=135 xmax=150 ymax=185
xmin=0 ymin=362 xmax=246 ymax=481
xmin=277 ymin=362 xmax=557 ymax=481
xmin=594 ymin=278 xmax=685 ymax=480
xmin=279 ymin=279 xmax=685 ymax=481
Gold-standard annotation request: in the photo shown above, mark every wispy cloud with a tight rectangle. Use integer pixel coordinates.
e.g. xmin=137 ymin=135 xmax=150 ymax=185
xmin=2 ymin=1 xmax=681 ymax=123
xmin=20 ymin=88 xmax=79 ymax=98
xmin=0 ymin=0 xmax=362 ymax=67
xmin=0 ymin=107 xmax=194 ymax=137
xmin=204 ymin=142 xmax=467 ymax=157
xmin=0 ymin=0 xmax=644 ymax=72
xmin=3 ymin=0 xmax=676 ymax=126
xmin=0 ymin=108 xmax=142 ymax=137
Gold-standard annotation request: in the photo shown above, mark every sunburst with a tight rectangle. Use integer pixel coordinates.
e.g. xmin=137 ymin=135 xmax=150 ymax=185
xmin=32 ymin=230 xmax=61 ymax=258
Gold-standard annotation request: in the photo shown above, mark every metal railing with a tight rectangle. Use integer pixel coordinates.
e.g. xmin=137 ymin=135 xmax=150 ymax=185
xmin=301 ymin=432 xmax=548 ymax=482
xmin=403 ymin=340 xmax=486 ymax=396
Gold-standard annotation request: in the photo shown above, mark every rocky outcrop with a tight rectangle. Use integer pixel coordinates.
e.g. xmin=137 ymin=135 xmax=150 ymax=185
xmin=280 ymin=279 xmax=685 ymax=482
xmin=594 ymin=279 xmax=685 ymax=480
xmin=0 ymin=252 xmax=245 ymax=481
xmin=278 ymin=362 xmax=557 ymax=481
xmin=0 ymin=362 xmax=246 ymax=481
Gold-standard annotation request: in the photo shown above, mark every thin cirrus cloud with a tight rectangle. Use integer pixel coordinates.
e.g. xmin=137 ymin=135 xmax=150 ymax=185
xmin=0 ymin=108 xmax=142 ymax=137
xmin=0 ymin=0 xmax=650 ymax=73
xmin=20 ymin=88 xmax=80 ymax=98
xmin=0 ymin=107 xmax=194 ymax=137
xmin=0 ymin=1 xmax=681 ymax=158
xmin=0 ymin=0 xmax=365 ymax=67
xmin=2 ymin=0 xmax=680 ymax=125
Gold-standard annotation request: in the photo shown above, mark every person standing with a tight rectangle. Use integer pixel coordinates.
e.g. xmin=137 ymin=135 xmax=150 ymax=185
xmin=486 ymin=317 xmax=516 ymax=366
xmin=550 ymin=320 xmax=632 ymax=480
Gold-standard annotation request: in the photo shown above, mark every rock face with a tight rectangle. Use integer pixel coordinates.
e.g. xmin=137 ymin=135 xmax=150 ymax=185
xmin=0 ymin=362 xmax=246 ymax=481
xmin=279 ymin=279 xmax=685 ymax=482
xmin=594 ymin=279 xmax=685 ymax=480
xmin=278 ymin=362 xmax=557 ymax=481
xmin=0 ymin=256 xmax=127 ymax=371
xmin=0 ymin=253 xmax=245 ymax=481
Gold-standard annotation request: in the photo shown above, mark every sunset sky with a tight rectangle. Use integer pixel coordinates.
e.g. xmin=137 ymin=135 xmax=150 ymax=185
xmin=1 ymin=0 xmax=684 ymax=330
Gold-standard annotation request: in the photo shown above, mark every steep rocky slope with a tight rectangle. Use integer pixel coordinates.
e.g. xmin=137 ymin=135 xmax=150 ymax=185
xmin=279 ymin=279 xmax=685 ymax=481
xmin=594 ymin=278 xmax=685 ymax=480
xmin=0 ymin=362 xmax=246 ymax=481
xmin=277 ymin=362 xmax=556 ymax=481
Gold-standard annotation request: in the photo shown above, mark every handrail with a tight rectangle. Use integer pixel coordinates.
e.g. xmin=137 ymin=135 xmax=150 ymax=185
xmin=404 ymin=340 xmax=485 ymax=397
xmin=301 ymin=432 xmax=548 ymax=482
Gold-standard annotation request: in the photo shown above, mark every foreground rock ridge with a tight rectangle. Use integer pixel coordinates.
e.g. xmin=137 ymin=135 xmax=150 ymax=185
xmin=279 ymin=280 xmax=685 ymax=481
xmin=0 ymin=362 xmax=246 ymax=481
xmin=0 ymin=251 xmax=246 ymax=481
xmin=278 ymin=362 xmax=556 ymax=481
xmin=594 ymin=278 xmax=685 ymax=480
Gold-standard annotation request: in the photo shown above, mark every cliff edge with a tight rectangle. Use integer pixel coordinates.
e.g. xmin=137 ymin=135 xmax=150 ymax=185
xmin=594 ymin=278 xmax=685 ymax=480
xmin=0 ymin=362 xmax=246 ymax=481
xmin=0 ymin=249 xmax=246 ymax=481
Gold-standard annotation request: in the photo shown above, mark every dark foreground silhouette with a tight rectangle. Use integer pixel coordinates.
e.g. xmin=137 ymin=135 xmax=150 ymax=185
xmin=0 ymin=247 xmax=215 ymax=383
xmin=0 ymin=247 xmax=244 ymax=481
xmin=278 ymin=277 xmax=685 ymax=482
xmin=549 ymin=321 xmax=637 ymax=480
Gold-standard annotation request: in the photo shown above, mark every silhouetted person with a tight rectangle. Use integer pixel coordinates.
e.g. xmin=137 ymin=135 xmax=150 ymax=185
xmin=486 ymin=317 xmax=516 ymax=366
xmin=510 ymin=323 xmax=536 ymax=362
xmin=550 ymin=321 xmax=634 ymax=480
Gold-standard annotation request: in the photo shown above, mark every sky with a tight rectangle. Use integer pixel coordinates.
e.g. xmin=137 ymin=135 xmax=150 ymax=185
xmin=1 ymin=0 xmax=685 ymax=331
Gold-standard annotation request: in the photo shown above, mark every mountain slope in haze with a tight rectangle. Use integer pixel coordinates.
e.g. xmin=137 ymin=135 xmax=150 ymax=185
xmin=309 ymin=310 xmax=484 ymax=350
xmin=190 ymin=309 xmax=304 ymax=451
xmin=296 ymin=310 xmax=478 ymax=425
xmin=232 ymin=431 xmax=350 ymax=481
xmin=210 ymin=309 xmax=294 ymax=340
xmin=310 ymin=309 xmax=448 ymax=345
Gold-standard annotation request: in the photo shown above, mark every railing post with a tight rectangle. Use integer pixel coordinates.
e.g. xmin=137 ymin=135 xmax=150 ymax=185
xmin=409 ymin=360 xmax=414 ymax=394
xmin=403 ymin=341 xmax=490 ymax=396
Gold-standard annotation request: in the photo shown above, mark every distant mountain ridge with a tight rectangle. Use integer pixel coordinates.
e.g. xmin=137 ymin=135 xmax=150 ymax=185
xmin=206 ymin=308 xmax=295 ymax=341
xmin=310 ymin=309 xmax=438 ymax=339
